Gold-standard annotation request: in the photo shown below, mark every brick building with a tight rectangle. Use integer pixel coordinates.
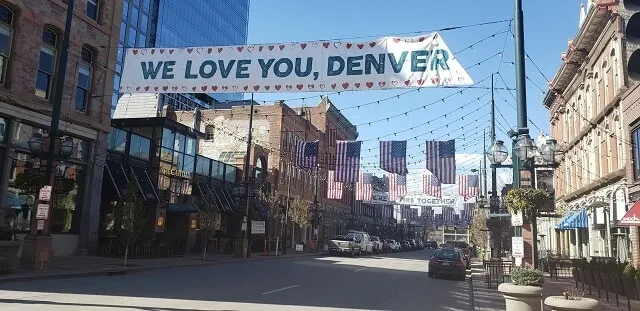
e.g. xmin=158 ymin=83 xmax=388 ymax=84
xmin=176 ymin=97 xmax=358 ymax=249
xmin=543 ymin=1 xmax=630 ymax=259
xmin=0 ymin=0 xmax=121 ymax=256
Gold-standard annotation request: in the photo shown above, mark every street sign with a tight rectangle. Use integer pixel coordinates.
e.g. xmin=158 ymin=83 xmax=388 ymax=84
xmin=36 ymin=220 xmax=44 ymax=231
xmin=511 ymin=211 xmax=523 ymax=226
xmin=39 ymin=186 xmax=52 ymax=201
xmin=35 ymin=204 xmax=50 ymax=220
xmin=251 ymin=220 xmax=265 ymax=234
xmin=512 ymin=237 xmax=524 ymax=258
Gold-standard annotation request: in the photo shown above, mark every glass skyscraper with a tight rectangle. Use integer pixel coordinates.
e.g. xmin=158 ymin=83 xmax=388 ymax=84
xmin=113 ymin=0 xmax=249 ymax=115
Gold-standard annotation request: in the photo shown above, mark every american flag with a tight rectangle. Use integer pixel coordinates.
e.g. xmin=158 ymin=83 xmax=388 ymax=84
xmin=295 ymin=140 xmax=319 ymax=170
xmin=327 ymin=170 xmax=343 ymax=199
xmin=422 ymin=174 xmax=442 ymax=197
xmin=388 ymin=173 xmax=407 ymax=202
xmin=442 ymin=207 xmax=455 ymax=224
xmin=335 ymin=141 xmax=361 ymax=183
xmin=463 ymin=202 xmax=475 ymax=223
xmin=420 ymin=206 xmax=434 ymax=219
xmin=380 ymin=141 xmax=408 ymax=175
xmin=458 ymin=174 xmax=480 ymax=200
xmin=425 ymin=140 xmax=456 ymax=184
xmin=381 ymin=205 xmax=393 ymax=219
xmin=356 ymin=172 xmax=373 ymax=201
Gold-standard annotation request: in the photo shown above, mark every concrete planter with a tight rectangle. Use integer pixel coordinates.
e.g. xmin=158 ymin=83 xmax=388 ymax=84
xmin=544 ymin=296 xmax=599 ymax=311
xmin=0 ymin=241 xmax=21 ymax=273
xmin=498 ymin=283 xmax=543 ymax=311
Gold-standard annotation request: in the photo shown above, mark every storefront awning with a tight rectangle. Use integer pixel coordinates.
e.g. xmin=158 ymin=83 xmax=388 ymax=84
xmin=556 ymin=208 xmax=588 ymax=230
xmin=103 ymin=160 xmax=130 ymax=198
xmin=167 ymin=203 xmax=200 ymax=213
xmin=129 ymin=166 xmax=161 ymax=203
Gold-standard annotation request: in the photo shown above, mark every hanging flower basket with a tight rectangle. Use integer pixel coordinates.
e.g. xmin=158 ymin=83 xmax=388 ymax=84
xmin=503 ymin=188 xmax=549 ymax=218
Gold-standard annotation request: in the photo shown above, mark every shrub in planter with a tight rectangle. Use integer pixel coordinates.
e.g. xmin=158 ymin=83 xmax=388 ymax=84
xmin=622 ymin=263 xmax=639 ymax=300
xmin=498 ymin=267 xmax=545 ymax=311
xmin=511 ymin=267 xmax=545 ymax=287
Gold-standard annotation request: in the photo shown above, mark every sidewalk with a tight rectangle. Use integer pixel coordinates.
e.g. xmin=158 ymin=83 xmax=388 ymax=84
xmin=469 ymin=259 xmax=640 ymax=311
xmin=0 ymin=249 xmax=320 ymax=283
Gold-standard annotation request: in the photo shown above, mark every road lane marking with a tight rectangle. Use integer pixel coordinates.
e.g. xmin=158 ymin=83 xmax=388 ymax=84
xmin=354 ymin=267 xmax=367 ymax=272
xmin=261 ymin=284 xmax=300 ymax=295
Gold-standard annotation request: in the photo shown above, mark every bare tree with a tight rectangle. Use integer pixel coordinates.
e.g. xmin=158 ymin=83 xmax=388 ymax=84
xmin=260 ymin=189 xmax=282 ymax=253
xmin=470 ymin=210 xmax=489 ymax=258
xmin=199 ymin=210 xmax=218 ymax=261
xmin=288 ymin=196 xmax=311 ymax=244
xmin=113 ymin=174 xmax=148 ymax=267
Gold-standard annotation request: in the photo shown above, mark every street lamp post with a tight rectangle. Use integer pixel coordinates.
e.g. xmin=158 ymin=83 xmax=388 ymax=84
xmin=489 ymin=135 xmax=564 ymax=268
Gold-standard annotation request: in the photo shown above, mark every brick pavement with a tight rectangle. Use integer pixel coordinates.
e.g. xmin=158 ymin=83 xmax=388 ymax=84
xmin=470 ymin=259 xmax=640 ymax=311
xmin=0 ymin=249 xmax=319 ymax=283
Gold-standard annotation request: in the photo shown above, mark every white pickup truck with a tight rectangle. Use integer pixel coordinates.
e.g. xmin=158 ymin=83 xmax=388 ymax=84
xmin=347 ymin=230 xmax=373 ymax=255
xmin=370 ymin=236 xmax=384 ymax=254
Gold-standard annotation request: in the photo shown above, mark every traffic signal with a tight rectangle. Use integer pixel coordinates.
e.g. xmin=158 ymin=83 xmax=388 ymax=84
xmin=624 ymin=0 xmax=640 ymax=81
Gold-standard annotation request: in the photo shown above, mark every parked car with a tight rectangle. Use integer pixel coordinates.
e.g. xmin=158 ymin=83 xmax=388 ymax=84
xmin=428 ymin=248 xmax=466 ymax=281
xmin=401 ymin=240 xmax=412 ymax=251
xmin=370 ymin=236 xmax=384 ymax=254
xmin=445 ymin=241 xmax=471 ymax=269
xmin=384 ymin=239 xmax=399 ymax=252
xmin=347 ymin=230 xmax=373 ymax=255
xmin=328 ymin=235 xmax=361 ymax=256
xmin=425 ymin=240 xmax=438 ymax=249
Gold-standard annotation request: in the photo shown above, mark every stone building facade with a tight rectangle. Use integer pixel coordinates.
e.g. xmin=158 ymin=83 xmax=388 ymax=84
xmin=176 ymin=97 xmax=359 ymax=247
xmin=544 ymin=1 xmax=629 ymax=259
xmin=0 ymin=0 xmax=121 ymax=256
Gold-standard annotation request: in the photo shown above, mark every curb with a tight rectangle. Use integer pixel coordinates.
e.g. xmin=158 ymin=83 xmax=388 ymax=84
xmin=0 ymin=252 xmax=322 ymax=284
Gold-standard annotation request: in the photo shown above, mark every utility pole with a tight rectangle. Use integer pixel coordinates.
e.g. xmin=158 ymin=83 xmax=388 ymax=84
xmin=242 ymin=94 xmax=255 ymax=258
xmin=282 ymin=160 xmax=292 ymax=255
xmin=21 ymin=0 xmax=75 ymax=270
xmin=483 ymin=129 xmax=488 ymax=198
xmin=313 ymin=164 xmax=319 ymax=252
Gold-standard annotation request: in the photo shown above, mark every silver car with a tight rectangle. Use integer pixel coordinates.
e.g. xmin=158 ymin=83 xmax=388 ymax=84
xmin=328 ymin=235 xmax=361 ymax=256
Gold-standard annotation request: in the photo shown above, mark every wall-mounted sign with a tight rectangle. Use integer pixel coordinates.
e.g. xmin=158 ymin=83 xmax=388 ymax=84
xmin=119 ymin=32 xmax=473 ymax=94
xmin=396 ymin=195 xmax=456 ymax=207
xmin=618 ymin=200 xmax=640 ymax=226
xmin=160 ymin=167 xmax=193 ymax=178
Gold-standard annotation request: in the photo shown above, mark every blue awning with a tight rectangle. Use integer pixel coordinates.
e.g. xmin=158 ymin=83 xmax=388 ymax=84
xmin=557 ymin=208 xmax=588 ymax=230
xmin=555 ymin=211 xmax=576 ymax=230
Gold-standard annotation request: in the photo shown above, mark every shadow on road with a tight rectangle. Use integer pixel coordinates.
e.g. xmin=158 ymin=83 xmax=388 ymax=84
xmin=0 ymin=250 xmax=470 ymax=311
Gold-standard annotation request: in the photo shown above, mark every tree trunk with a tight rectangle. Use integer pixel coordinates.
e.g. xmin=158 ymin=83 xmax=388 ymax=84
xmin=124 ymin=245 xmax=129 ymax=267
xmin=203 ymin=242 xmax=207 ymax=261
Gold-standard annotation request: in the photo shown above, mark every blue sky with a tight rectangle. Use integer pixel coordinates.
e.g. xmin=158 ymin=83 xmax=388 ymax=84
xmin=247 ymin=0 xmax=584 ymax=192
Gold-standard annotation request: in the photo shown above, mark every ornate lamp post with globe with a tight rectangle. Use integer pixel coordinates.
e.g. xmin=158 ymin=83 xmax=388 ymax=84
xmin=488 ymin=134 xmax=564 ymax=268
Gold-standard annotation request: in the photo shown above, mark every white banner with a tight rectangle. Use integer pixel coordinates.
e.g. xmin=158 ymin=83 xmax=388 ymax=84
xmin=396 ymin=194 xmax=456 ymax=207
xmin=119 ymin=32 xmax=473 ymax=94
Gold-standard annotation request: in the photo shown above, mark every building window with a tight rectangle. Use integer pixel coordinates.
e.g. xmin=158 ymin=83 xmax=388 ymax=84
xmin=35 ymin=28 xmax=58 ymax=99
xmin=0 ymin=4 xmax=14 ymax=85
xmin=633 ymin=126 xmax=640 ymax=180
xmin=86 ymin=0 xmax=99 ymax=21
xmin=205 ymin=125 xmax=214 ymax=140
xmin=75 ymin=48 xmax=93 ymax=112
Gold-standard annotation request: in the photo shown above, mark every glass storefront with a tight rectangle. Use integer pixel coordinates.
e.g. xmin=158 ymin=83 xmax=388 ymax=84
xmin=5 ymin=121 xmax=88 ymax=233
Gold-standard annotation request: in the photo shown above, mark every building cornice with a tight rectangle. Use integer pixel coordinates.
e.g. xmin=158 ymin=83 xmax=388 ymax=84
xmin=543 ymin=2 xmax=614 ymax=111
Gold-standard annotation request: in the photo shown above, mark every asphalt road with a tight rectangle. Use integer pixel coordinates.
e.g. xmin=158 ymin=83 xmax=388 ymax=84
xmin=0 ymin=249 xmax=471 ymax=311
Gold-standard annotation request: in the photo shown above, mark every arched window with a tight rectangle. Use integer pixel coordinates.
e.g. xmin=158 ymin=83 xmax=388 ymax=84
xmin=205 ymin=124 xmax=214 ymax=140
xmin=611 ymin=49 xmax=619 ymax=92
xmin=0 ymin=4 xmax=14 ymax=85
xmin=602 ymin=61 xmax=611 ymax=105
xmin=75 ymin=47 xmax=93 ymax=112
xmin=577 ymin=95 xmax=583 ymax=128
xmin=593 ymin=72 xmax=600 ymax=114
xmin=585 ymin=84 xmax=592 ymax=118
xmin=35 ymin=27 xmax=59 ymax=99
xmin=86 ymin=0 xmax=99 ymax=21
